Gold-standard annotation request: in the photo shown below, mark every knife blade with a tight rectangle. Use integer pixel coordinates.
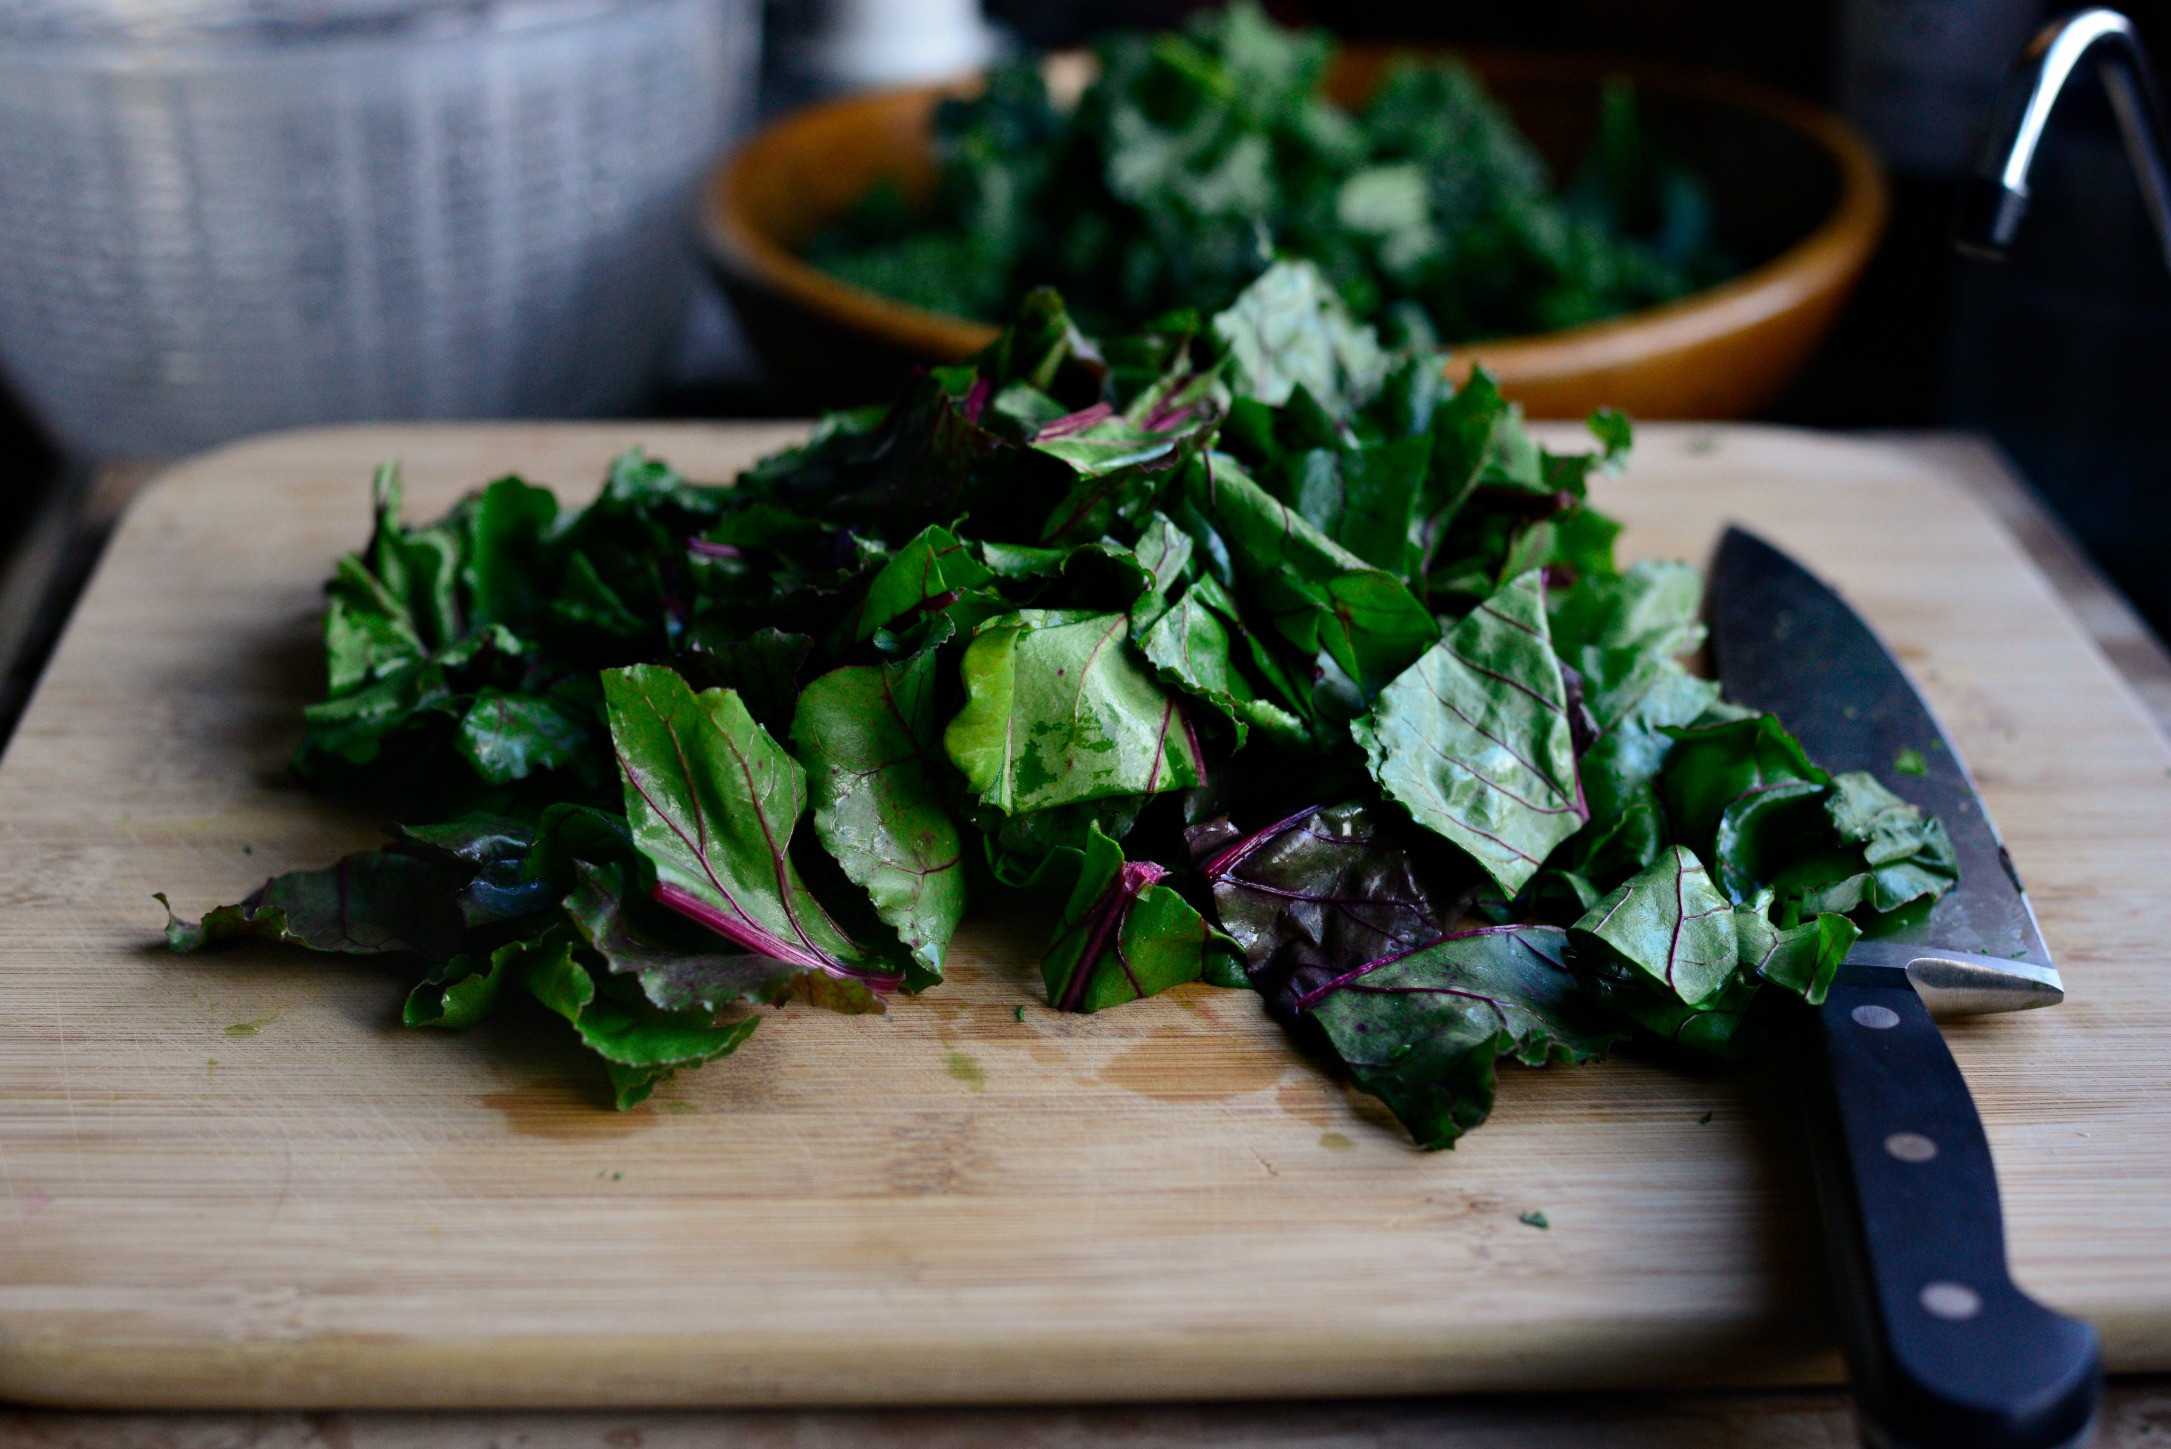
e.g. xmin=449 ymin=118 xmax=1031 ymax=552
xmin=1709 ymin=527 xmax=2063 ymax=1015
xmin=1705 ymin=527 xmax=2100 ymax=1449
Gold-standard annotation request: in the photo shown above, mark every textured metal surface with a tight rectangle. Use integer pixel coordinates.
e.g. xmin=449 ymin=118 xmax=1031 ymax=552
xmin=0 ymin=0 xmax=750 ymax=460
xmin=1707 ymin=527 xmax=2052 ymax=970
xmin=0 ymin=0 xmax=621 ymax=43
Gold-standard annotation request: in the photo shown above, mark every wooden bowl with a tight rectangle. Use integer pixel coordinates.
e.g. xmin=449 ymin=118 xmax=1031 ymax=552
xmin=703 ymin=48 xmax=1888 ymax=418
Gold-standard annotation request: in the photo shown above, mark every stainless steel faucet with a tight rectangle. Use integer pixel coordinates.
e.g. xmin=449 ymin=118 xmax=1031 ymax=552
xmin=1959 ymin=6 xmax=2171 ymax=273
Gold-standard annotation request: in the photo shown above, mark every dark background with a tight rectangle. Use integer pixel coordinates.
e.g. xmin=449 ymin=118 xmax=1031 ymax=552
xmin=5 ymin=0 xmax=2169 ymax=635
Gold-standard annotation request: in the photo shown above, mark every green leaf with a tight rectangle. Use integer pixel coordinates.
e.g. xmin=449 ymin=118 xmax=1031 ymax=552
xmin=1029 ymin=365 xmax=1222 ymax=480
xmin=563 ymin=859 xmax=879 ymax=1015
xmin=459 ymin=475 xmax=560 ymax=630
xmin=680 ymin=627 xmax=814 ymax=740
xmin=1355 ymin=570 xmax=1585 ymax=893
xmin=1589 ymin=964 xmax=1767 ymax=1060
xmin=1736 ymin=905 xmax=1856 ymax=1005
xmin=1034 ymin=395 xmax=1223 ymax=546
xmin=974 ymin=285 xmax=1109 ymax=401
xmin=602 ymin=664 xmax=905 ymax=993
xmin=792 ymin=653 xmax=969 ymax=985
xmin=298 ymin=623 xmax=525 ymax=772
xmin=1211 ymin=260 xmax=1390 ymax=414
xmin=1298 ymin=925 xmax=1622 ymax=1149
xmin=406 ymin=940 xmax=524 ymax=1030
xmin=1345 ymin=436 xmax=1434 ymax=576
xmin=517 ymin=934 xmax=762 ymax=1108
xmin=1551 ymin=558 xmax=1703 ymax=660
xmin=735 ymin=370 xmax=1044 ymax=541
xmin=977 ymin=539 xmax=1073 ymax=578
xmin=521 ymin=803 xmax=640 ymax=893
xmin=1191 ymin=456 xmax=1438 ymax=691
xmin=1656 ymin=728 xmax=1958 ymax=927
xmin=1135 ymin=576 xmax=1308 ymax=747
xmin=944 ymin=610 xmax=1204 ymax=815
xmin=392 ymin=814 xmax=556 ymax=927
xmin=552 ymin=551 xmax=648 ymax=639
xmin=363 ymin=462 xmax=464 ymax=650
xmin=157 ymin=849 xmax=467 ymax=960
xmin=1586 ymin=407 xmax=1633 ymax=459
xmin=323 ymin=555 xmax=425 ymax=696
xmin=850 ymin=524 xmax=996 ymax=641
xmin=1552 ymin=560 xmax=1716 ymax=833
xmin=1126 ymin=511 xmax=1197 ymax=625
xmin=307 ymin=466 xmax=558 ymax=778
xmin=1426 ymin=368 xmax=1542 ymax=510
xmin=1580 ymin=664 xmax=1720 ymax=830
xmin=1828 ymin=771 xmax=1945 ymax=867
xmin=1569 ymin=844 xmax=1736 ymax=1007
xmin=1041 ymin=823 xmax=1236 ymax=1012
xmin=455 ymin=688 xmax=590 ymax=784
xmin=986 ymin=795 xmax=1148 ymax=887
xmin=1811 ymin=770 xmax=1959 ymax=914
xmin=1710 ymin=777 xmax=1831 ymax=904
xmin=1658 ymin=713 xmax=1829 ymax=861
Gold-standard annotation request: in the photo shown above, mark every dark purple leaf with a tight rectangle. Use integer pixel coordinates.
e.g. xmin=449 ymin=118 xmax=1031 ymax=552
xmin=1300 ymin=924 xmax=1623 ymax=1148
xmin=1203 ymin=800 xmax=1462 ymax=1020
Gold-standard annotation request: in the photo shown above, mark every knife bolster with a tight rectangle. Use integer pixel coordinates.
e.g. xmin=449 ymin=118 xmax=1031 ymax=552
xmin=1841 ymin=942 xmax=2065 ymax=1017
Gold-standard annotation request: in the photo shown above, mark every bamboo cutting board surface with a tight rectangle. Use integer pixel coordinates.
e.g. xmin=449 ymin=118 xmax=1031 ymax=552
xmin=0 ymin=422 xmax=2166 ymax=1410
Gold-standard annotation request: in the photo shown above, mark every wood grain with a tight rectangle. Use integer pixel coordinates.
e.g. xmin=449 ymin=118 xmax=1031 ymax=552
xmin=9 ymin=1378 xmax=2171 ymax=1448
xmin=0 ymin=422 xmax=2164 ymax=1410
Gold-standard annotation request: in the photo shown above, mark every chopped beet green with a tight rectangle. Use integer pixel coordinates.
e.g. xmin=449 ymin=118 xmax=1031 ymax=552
xmin=160 ymin=260 xmax=1949 ymax=1141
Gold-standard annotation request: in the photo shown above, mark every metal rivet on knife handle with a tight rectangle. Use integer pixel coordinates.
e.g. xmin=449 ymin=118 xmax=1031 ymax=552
xmin=1920 ymin=1282 xmax=1984 ymax=1321
xmin=1885 ymin=1132 xmax=1939 ymax=1163
xmin=1852 ymin=1004 xmax=1901 ymax=1029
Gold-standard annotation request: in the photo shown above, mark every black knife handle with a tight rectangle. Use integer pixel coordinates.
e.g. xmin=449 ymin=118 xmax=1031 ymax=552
xmin=1801 ymin=965 xmax=2101 ymax=1449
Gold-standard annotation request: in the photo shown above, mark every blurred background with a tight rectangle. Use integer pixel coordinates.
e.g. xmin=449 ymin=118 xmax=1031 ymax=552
xmin=0 ymin=0 xmax=2167 ymax=640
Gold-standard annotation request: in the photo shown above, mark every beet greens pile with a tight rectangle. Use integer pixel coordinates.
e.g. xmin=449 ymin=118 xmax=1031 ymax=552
xmin=162 ymin=261 xmax=1955 ymax=1146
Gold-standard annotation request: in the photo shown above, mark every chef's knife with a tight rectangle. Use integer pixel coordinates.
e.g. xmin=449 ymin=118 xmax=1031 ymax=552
xmin=1708 ymin=528 xmax=2101 ymax=1449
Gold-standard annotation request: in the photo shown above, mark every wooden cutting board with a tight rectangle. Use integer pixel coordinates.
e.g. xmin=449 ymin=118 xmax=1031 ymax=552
xmin=1 ymin=422 xmax=2166 ymax=1410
